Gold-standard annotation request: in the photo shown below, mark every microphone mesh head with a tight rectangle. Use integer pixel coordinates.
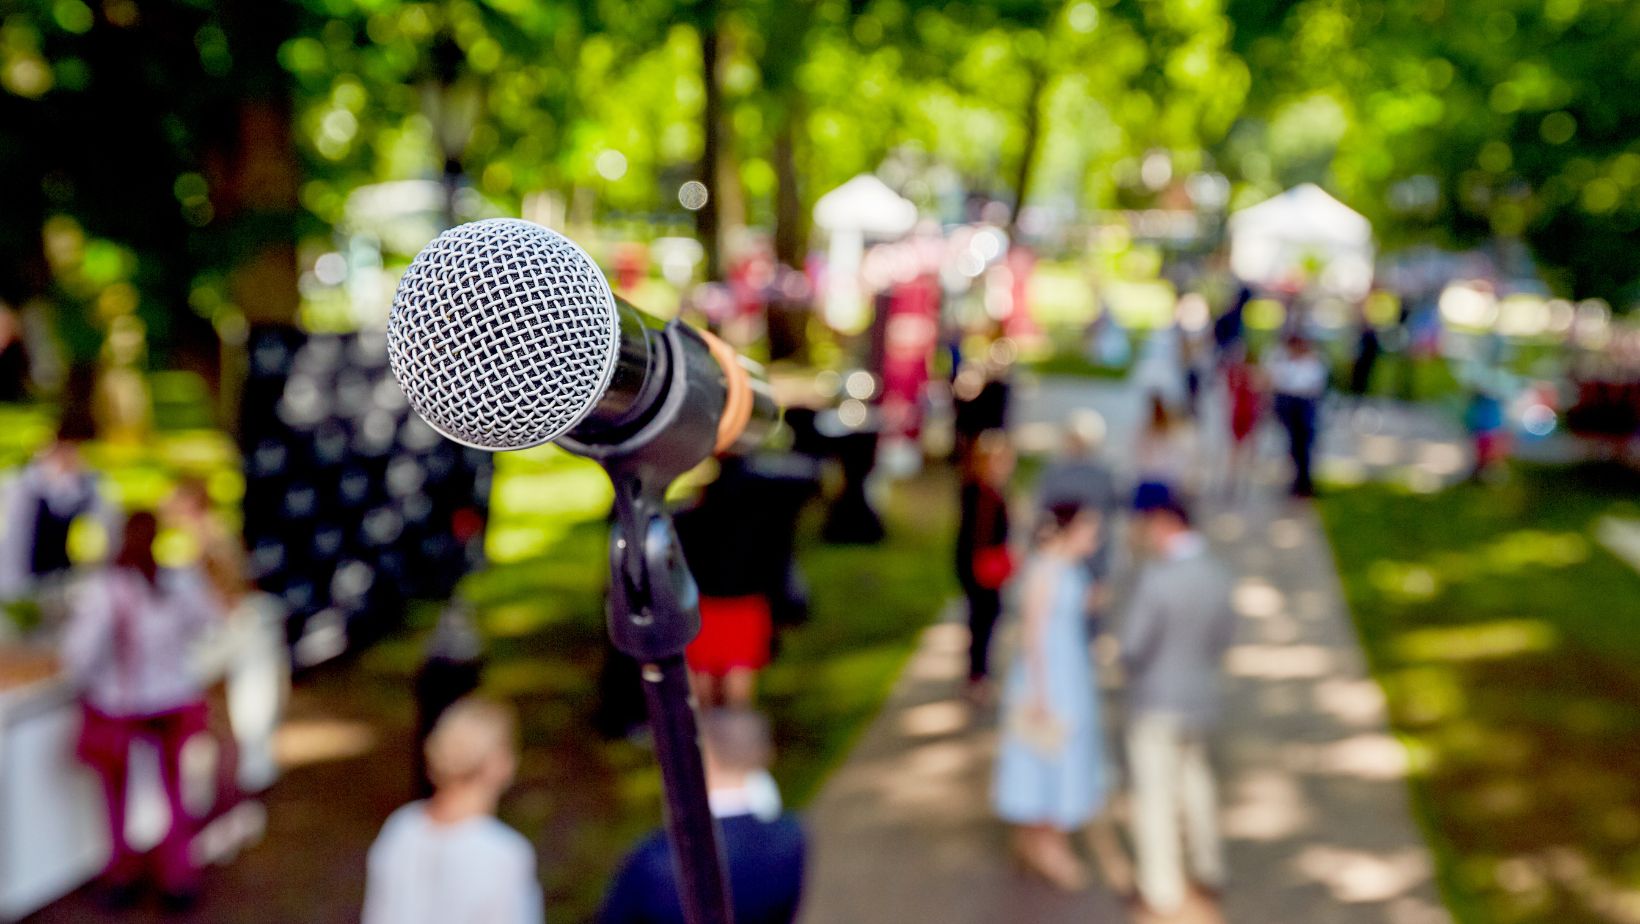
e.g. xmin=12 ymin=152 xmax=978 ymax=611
xmin=387 ymin=219 xmax=621 ymax=450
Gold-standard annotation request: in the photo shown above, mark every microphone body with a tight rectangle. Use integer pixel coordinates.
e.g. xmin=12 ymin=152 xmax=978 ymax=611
xmin=387 ymin=218 xmax=777 ymax=472
xmin=557 ymin=295 xmax=778 ymax=472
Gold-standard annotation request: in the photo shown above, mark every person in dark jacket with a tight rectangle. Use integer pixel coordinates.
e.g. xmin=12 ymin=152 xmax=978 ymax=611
xmin=1267 ymin=334 xmax=1328 ymax=497
xmin=951 ymin=361 xmax=1012 ymax=468
xmin=1 ymin=412 xmax=116 ymax=598
xmin=675 ymin=454 xmax=819 ymax=708
xmin=956 ymin=430 xmax=1014 ymax=695
xmin=601 ymin=710 xmax=806 ymax=924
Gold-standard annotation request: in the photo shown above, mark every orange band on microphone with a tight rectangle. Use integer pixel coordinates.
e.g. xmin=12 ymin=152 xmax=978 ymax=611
xmin=701 ymin=330 xmax=753 ymax=455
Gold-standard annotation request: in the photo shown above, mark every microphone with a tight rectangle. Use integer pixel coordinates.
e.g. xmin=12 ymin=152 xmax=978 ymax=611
xmin=387 ymin=218 xmax=777 ymax=466
xmin=388 ymin=218 xmax=757 ymax=924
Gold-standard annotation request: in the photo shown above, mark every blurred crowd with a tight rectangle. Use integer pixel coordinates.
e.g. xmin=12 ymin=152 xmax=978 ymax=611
xmin=2 ymin=396 xmax=813 ymax=922
xmin=958 ymin=408 xmax=1241 ymax=915
xmin=945 ymin=268 xmax=1409 ymax=916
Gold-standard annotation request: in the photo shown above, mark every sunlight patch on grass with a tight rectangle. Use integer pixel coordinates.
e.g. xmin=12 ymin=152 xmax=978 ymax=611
xmin=1395 ymin=620 xmax=1559 ymax=664
xmin=1384 ymin=665 xmax=1468 ymax=726
xmin=490 ymin=467 xmax=613 ymax=521
xmin=1485 ymin=530 xmax=1589 ymax=571
xmin=481 ymin=601 xmax=581 ymax=638
xmin=1369 ymin=561 xmax=1442 ymax=602
xmin=488 ymin=522 xmax=586 ymax=565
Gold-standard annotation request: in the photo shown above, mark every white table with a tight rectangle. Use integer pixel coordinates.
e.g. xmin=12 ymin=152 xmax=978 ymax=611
xmin=0 ymin=673 xmax=106 ymax=920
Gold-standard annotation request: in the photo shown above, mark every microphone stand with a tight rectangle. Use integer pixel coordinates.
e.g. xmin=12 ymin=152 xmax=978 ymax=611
xmin=605 ymin=469 xmax=732 ymax=924
xmin=568 ymin=319 xmax=740 ymax=924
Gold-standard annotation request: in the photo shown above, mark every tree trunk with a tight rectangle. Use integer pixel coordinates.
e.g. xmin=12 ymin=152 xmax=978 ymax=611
xmin=215 ymin=99 xmax=300 ymax=433
xmin=1007 ymin=66 xmax=1049 ymax=239
xmin=222 ymin=101 xmax=300 ymax=327
xmin=773 ymin=103 xmax=805 ymax=270
xmin=0 ymin=97 xmax=49 ymax=314
xmin=696 ymin=4 xmax=724 ymax=281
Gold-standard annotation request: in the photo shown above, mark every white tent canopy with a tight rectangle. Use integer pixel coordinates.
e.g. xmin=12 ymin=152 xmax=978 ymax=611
xmin=813 ymin=174 xmax=919 ymax=333
xmin=813 ymin=174 xmax=918 ymax=238
xmin=1228 ymin=183 xmax=1375 ymax=298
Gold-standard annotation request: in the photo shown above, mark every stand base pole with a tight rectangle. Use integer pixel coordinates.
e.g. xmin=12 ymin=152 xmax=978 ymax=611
xmin=638 ymin=655 xmax=734 ymax=924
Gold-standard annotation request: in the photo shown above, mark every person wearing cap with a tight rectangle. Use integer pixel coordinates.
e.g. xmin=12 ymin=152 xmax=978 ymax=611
xmin=362 ymin=697 xmax=543 ymax=924
xmin=601 ymin=709 xmax=806 ymax=924
xmin=1120 ymin=488 xmax=1238 ymax=916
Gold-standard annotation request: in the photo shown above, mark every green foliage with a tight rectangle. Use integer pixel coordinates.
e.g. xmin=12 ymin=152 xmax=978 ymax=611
xmin=283 ymin=0 xmax=591 ymax=220
xmin=0 ymin=0 xmax=294 ymax=360
xmin=1224 ymin=0 xmax=1640 ymax=303
xmin=4 ymin=0 xmax=1638 ymax=371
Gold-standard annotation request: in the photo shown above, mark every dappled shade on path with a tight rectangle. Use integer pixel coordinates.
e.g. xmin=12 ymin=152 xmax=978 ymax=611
xmin=802 ymin=378 xmax=1447 ymax=924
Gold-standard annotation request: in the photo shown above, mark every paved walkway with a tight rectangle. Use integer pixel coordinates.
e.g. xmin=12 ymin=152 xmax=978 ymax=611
xmin=802 ymin=378 xmax=1454 ymax=924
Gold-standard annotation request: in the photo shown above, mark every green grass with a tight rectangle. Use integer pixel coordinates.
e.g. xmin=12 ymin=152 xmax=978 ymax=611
xmin=1317 ymin=464 xmax=1640 ymax=924
xmin=1360 ymin=353 xmax=1465 ymax=406
xmin=762 ymin=471 xmax=957 ymax=805
xmin=1023 ymin=348 xmax=1132 ymax=382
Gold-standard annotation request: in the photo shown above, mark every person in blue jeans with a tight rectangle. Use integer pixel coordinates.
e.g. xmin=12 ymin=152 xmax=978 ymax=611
xmin=601 ymin=709 xmax=805 ymax=924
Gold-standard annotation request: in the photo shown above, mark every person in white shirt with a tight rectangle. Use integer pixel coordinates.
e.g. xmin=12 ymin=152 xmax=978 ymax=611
xmin=1266 ymin=333 xmax=1329 ymax=496
xmin=363 ymin=697 xmax=544 ymax=924
xmin=61 ymin=511 xmax=220 ymax=906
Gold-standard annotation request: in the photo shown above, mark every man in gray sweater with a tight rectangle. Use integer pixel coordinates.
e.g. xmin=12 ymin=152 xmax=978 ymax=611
xmin=1120 ymin=486 xmax=1238 ymax=916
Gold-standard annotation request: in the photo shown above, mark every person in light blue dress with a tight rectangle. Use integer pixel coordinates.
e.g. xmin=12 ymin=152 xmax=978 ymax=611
xmin=993 ymin=501 xmax=1109 ymax=891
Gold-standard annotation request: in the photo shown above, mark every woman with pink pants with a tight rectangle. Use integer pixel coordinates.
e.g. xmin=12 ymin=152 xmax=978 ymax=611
xmin=62 ymin=512 xmax=220 ymax=908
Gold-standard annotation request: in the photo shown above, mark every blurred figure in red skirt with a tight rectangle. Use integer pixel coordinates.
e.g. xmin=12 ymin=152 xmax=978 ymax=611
xmin=675 ymin=454 xmax=818 ymax=708
xmin=957 ymin=430 xmax=1016 ymax=700
xmin=1222 ymin=343 xmax=1267 ymax=500
xmin=687 ymin=594 xmax=774 ymax=708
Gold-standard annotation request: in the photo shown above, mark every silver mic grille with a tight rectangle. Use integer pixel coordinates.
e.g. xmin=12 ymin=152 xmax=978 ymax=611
xmin=387 ymin=219 xmax=622 ymax=451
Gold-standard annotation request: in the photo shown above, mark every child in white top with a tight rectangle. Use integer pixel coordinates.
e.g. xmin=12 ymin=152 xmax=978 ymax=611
xmin=362 ymin=697 xmax=544 ymax=924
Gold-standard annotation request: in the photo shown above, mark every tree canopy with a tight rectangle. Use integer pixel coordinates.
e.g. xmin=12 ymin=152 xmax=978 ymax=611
xmin=0 ymin=0 xmax=1635 ymax=366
